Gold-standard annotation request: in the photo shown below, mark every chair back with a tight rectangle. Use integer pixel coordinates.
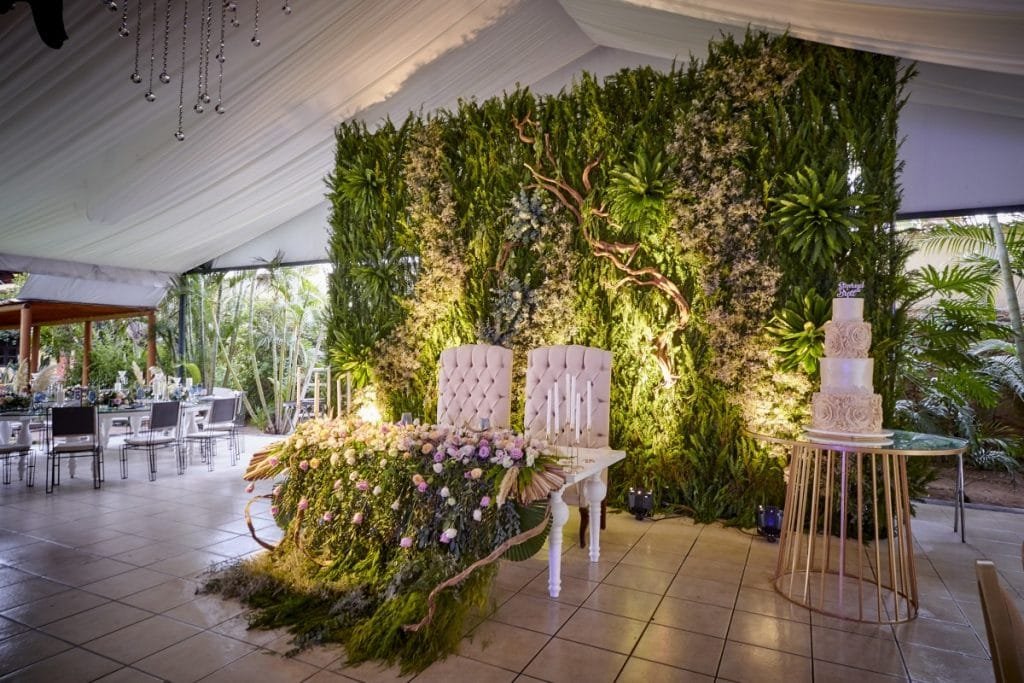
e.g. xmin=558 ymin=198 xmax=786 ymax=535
xmin=208 ymin=397 xmax=236 ymax=425
xmin=149 ymin=401 xmax=180 ymax=431
xmin=977 ymin=559 xmax=1024 ymax=683
xmin=436 ymin=344 xmax=512 ymax=429
xmin=524 ymin=345 xmax=611 ymax=446
xmin=51 ymin=406 xmax=97 ymax=439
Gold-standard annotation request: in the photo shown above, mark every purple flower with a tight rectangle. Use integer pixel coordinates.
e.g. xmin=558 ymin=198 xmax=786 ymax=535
xmin=400 ymin=536 xmax=413 ymax=548
xmin=268 ymin=457 xmax=279 ymax=467
xmin=356 ymin=480 xmax=370 ymax=492
xmin=299 ymin=460 xmax=309 ymax=471
xmin=510 ymin=447 xmax=523 ymax=460
xmin=480 ymin=496 xmax=491 ymax=508
xmin=417 ymin=482 xmax=429 ymax=493
xmin=270 ymin=505 xmax=280 ymax=516
xmin=322 ymin=511 xmax=334 ymax=522
xmin=244 ymin=482 xmax=255 ymax=494
xmin=297 ymin=497 xmax=309 ymax=511
xmin=478 ymin=446 xmax=491 ymax=459
xmin=439 ymin=534 xmax=451 ymax=544
xmin=433 ymin=452 xmax=444 ymax=463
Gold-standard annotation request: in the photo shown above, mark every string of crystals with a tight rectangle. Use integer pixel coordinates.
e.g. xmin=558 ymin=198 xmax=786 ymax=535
xmin=215 ymin=0 xmax=227 ymax=114
xmin=251 ymin=0 xmax=261 ymax=46
xmin=159 ymin=0 xmax=172 ymax=84
xmin=106 ymin=0 xmax=293 ymax=140
xmin=194 ymin=0 xmax=212 ymax=113
xmin=144 ymin=0 xmax=157 ymax=101
xmin=175 ymin=0 xmax=189 ymax=141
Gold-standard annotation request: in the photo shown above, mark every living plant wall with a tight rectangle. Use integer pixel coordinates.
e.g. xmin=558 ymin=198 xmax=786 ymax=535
xmin=326 ymin=32 xmax=912 ymax=524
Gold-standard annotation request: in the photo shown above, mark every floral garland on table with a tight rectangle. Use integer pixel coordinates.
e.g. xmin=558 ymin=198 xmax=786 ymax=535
xmin=94 ymin=389 xmax=135 ymax=408
xmin=206 ymin=418 xmax=565 ymax=673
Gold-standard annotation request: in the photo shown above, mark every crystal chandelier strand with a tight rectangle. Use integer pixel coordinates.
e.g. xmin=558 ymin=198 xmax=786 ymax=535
xmin=215 ymin=0 xmax=226 ymax=114
xmin=175 ymin=0 xmax=189 ymax=140
xmin=201 ymin=0 xmax=213 ymax=105
xmin=194 ymin=0 xmax=207 ymax=112
xmin=252 ymin=0 xmax=260 ymax=46
xmin=159 ymin=0 xmax=172 ymax=84
xmin=145 ymin=0 xmax=157 ymax=101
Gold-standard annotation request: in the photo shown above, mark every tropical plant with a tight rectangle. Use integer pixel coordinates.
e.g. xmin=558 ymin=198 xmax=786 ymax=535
xmin=768 ymin=166 xmax=876 ymax=271
xmin=765 ymin=289 xmax=832 ymax=375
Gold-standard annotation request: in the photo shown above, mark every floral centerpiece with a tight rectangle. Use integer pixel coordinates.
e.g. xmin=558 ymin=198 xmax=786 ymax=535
xmin=95 ymin=389 xmax=134 ymax=408
xmin=0 ymin=389 xmax=31 ymax=411
xmin=204 ymin=417 xmax=565 ymax=673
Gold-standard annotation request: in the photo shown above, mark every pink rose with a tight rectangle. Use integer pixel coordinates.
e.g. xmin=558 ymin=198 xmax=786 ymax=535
xmin=323 ymin=511 xmax=334 ymax=522
xmin=270 ymin=505 xmax=280 ymax=516
xmin=272 ymin=485 xmax=282 ymax=497
xmin=299 ymin=460 xmax=309 ymax=471
xmin=417 ymin=482 xmax=429 ymax=493
xmin=480 ymin=496 xmax=491 ymax=508
xmin=352 ymin=512 xmax=364 ymax=525
xmin=244 ymin=482 xmax=255 ymax=493
xmin=268 ymin=457 xmax=279 ymax=467
xmin=356 ymin=480 xmax=370 ymax=492
xmin=400 ymin=536 xmax=413 ymax=548
xmin=297 ymin=497 xmax=308 ymax=511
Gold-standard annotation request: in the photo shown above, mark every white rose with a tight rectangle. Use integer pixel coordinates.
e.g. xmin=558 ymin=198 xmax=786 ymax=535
xmin=372 ymin=485 xmax=382 ymax=496
xmin=432 ymin=462 xmax=443 ymax=474
xmin=447 ymin=497 xmax=457 ymax=506
xmin=472 ymin=509 xmax=482 ymax=522
xmin=439 ymin=486 xmax=450 ymax=498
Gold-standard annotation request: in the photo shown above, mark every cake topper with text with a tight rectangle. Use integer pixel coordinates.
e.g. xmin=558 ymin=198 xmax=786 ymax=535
xmin=837 ymin=282 xmax=865 ymax=298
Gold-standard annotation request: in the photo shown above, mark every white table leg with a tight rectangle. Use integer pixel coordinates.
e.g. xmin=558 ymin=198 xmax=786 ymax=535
xmin=585 ymin=474 xmax=607 ymax=563
xmin=548 ymin=488 xmax=570 ymax=597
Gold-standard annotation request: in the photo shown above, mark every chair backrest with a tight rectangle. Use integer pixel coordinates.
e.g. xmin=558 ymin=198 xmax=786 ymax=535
xmin=149 ymin=401 xmax=180 ymax=431
xmin=436 ymin=344 xmax=513 ymax=429
xmin=977 ymin=559 xmax=1024 ymax=683
xmin=524 ymin=345 xmax=611 ymax=446
xmin=209 ymin=397 xmax=237 ymax=425
xmin=51 ymin=406 xmax=97 ymax=439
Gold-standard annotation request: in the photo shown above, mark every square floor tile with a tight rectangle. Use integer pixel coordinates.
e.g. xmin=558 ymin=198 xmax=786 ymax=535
xmin=631 ymin=623 xmax=724 ymax=676
xmin=0 ymin=646 xmax=121 ymax=682
xmin=0 ymin=630 xmax=71 ymax=675
xmin=133 ymin=630 xmax=254 ymax=682
xmin=811 ymin=625 xmax=906 ymax=676
xmin=415 ymin=654 xmax=515 ymax=682
xmin=556 ymin=607 xmax=646 ymax=654
xmin=523 ymin=637 xmax=626 ymax=683
xmin=582 ymin=583 xmax=662 ymax=621
xmin=83 ymin=614 xmax=202 ymax=664
xmin=1 ymin=588 xmax=108 ymax=627
xmin=652 ymin=595 xmax=732 ymax=638
xmin=195 ymin=649 xmax=321 ymax=683
xmin=41 ymin=601 xmax=151 ymax=644
xmin=462 ymin=619 xmax=550 ymax=672
xmin=119 ymin=577 xmax=199 ymax=612
xmin=601 ymin=564 xmax=673 ymax=595
xmin=491 ymin=593 xmax=576 ymax=635
xmin=727 ymin=609 xmax=811 ymax=657
xmin=717 ymin=640 xmax=812 ymax=683
xmin=900 ymin=641 xmax=995 ymax=683
xmin=617 ymin=657 xmax=713 ymax=682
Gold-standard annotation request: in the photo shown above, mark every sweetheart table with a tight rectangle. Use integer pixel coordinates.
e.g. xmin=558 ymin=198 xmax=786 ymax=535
xmin=547 ymin=446 xmax=626 ymax=598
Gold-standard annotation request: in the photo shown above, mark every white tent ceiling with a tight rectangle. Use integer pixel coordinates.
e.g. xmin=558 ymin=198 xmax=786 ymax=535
xmin=1 ymin=0 xmax=1023 ymax=295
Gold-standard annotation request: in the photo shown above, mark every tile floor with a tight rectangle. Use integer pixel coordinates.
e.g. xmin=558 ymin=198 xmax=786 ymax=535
xmin=0 ymin=435 xmax=1019 ymax=682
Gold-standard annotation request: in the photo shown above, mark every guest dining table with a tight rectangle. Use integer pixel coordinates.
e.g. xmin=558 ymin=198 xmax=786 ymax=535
xmin=0 ymin=401 xmax=210 ymax=481
xmin=547 ymin=446 xmax=626 ymax=598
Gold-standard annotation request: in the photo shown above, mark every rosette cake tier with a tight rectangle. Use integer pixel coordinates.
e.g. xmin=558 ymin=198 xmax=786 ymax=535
xmin=806 ymin=297 xmax=893 ymax=446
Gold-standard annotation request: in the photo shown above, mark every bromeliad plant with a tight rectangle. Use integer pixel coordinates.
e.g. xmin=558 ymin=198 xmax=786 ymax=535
xmin=205 ymin=418 xmax=564 ymax=672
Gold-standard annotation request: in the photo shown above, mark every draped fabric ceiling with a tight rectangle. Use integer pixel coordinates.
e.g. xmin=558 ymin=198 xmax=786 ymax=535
xmin=1 ymin=0 xmax=1023 ymax=303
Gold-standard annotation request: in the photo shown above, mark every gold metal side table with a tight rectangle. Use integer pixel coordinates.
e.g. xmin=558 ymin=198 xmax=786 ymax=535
xmin=750 ymin=431 xmax=967 ymax=623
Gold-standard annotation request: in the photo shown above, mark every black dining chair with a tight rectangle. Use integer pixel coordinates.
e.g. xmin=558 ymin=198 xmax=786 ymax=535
xmin=186 ymin=397 xmax=237 ymax=470
xmin=46 ymin=406 xmax=102 ymax=493
xmin=121 ymin=401 xmax=183 ymax=481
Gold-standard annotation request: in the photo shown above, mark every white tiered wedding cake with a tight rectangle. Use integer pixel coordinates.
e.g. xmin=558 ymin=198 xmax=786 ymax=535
xmin=805 ymin=285 xmax=893 ymax=446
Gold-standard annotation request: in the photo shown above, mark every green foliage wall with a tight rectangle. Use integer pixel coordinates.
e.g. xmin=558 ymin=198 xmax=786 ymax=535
xmin=326 ymin=33 xmax=910 ymax=523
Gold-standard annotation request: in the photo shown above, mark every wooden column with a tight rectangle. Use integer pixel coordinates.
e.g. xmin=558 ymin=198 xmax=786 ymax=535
xmin=17 ymin=304 xmax=31 ymax=392
xmin=30 ymin=325 xmax=41 ymax=374
xmin=83 ymin=321 xmax=92 ymax=387
xmin=147 ymin=311 xmax=157 ymax=372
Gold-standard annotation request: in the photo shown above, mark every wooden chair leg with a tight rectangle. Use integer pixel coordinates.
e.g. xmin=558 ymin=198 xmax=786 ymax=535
xmin=579 ymin=507 xmax=589 ymax=548
xmin=601 ymin=499 xmax=607 ymax=530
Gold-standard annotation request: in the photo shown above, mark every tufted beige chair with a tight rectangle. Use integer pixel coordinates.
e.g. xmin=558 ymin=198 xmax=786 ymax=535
xmin=436 ymin=344 xmax=513 ymax=429
xmin=525 ymin=345 xmax=612 ymax=545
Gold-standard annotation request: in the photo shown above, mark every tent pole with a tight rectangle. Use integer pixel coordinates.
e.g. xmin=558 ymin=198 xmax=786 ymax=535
xmin=178 ymin=287 xmax=186 ymax=381
xmin=30 ymin=325 xmax=40 ymax=374
xmin=83 ymin=321 xmax=92 ymax=387
xmin=147 ymin=311 xmax=157 ymax=374
xmin=17 ymin=304 xmax=31 ymax=391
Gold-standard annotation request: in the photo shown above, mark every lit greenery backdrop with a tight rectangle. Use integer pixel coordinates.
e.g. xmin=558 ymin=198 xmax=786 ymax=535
xmin=326 ymin=33 xmax=912 ymax=524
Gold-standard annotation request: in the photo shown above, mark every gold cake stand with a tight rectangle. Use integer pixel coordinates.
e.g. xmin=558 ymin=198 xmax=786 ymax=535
xmin=749 ymin=430 xmax=967 ymax=623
